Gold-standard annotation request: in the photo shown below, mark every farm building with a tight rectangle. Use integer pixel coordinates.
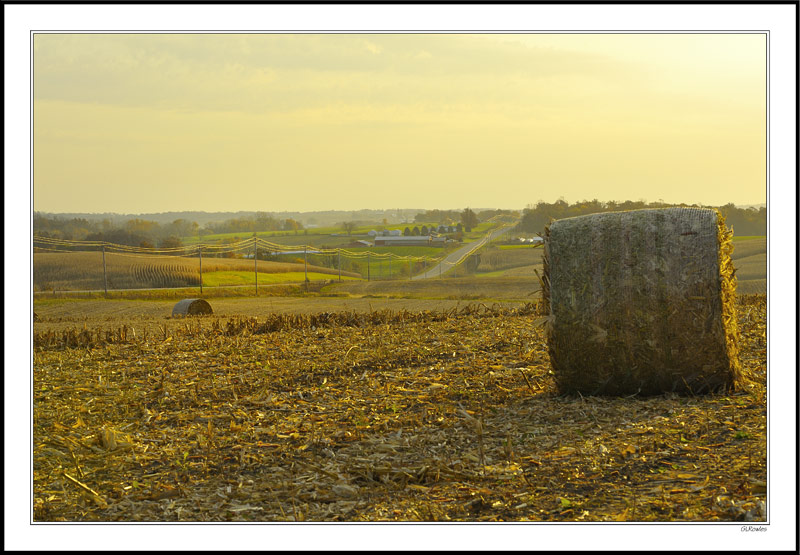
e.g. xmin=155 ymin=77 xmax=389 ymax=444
xmin=373 ymin=235 xmax=446 ymax=247
xmin=369 ymin=229 xmax=403 ymax=237
xmin=348 ymin=240 xmax=372 ymax=248
xmin=510 ymin=236 xmax=543 ymax=245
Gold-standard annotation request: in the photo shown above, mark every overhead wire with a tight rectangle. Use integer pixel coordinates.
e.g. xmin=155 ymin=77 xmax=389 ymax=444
xmin=33 ymin=224 xmax=510 ymax=273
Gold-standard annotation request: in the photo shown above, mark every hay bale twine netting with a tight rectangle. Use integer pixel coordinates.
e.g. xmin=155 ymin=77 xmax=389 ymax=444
xmin=543 ymin=207 xmax=743 ymax=396
xmin=172 ymin=298 xmax=213 ymax=317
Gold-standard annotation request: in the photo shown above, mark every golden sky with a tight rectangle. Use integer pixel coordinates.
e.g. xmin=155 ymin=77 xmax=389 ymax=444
xmin=33 ymin=33 xmax=766 ymax=213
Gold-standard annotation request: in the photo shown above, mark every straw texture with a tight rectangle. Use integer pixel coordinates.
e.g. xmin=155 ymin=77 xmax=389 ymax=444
xmin=543 ymin=207 xmax=743 ymax=396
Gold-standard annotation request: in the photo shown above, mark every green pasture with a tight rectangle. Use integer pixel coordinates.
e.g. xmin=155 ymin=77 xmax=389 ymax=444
xmin=497 ymin=244 xmax=543 ymax=250
xmin=202 ymin=270 xmax=360 ymax=287
xmin=473 ymin=268 xmax=510 ymax=278
xmin=182 ymin=221 xmax=494 ymax=248
xmin=182 ymin=222 xmax=448 ymax=246
xmin=351 ymin=245 xmax=445 ymax=258
xmin=183 ymin=231 xmax=330 ymax=247
xmin=461 ymin=221 xmax=499 ymax=241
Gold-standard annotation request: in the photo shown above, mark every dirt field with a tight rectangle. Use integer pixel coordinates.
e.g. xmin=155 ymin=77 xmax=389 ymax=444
xmin=32 ymin=294 xmax=766 ymax=522
xmin=324 ymin=276 xmax=541 ymax=302
xmin=32 ymin=295 xmax=526 ymax=336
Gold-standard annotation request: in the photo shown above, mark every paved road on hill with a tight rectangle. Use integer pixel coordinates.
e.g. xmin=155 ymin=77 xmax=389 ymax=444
xmin=411 ymin=224 xmax=514 ymax=280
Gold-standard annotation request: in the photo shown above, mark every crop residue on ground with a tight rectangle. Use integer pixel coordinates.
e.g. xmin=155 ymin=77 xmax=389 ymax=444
xmin=32 ymin=297 xmax=766 ymax=522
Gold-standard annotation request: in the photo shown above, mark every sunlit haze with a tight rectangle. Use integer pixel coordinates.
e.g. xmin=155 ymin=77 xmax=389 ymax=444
xmin=33 ymin=33 xmax=767 ymax=214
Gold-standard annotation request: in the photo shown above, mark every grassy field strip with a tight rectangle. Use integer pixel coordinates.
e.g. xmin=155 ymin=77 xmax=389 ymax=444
xmin=476 ymin=265 xmax=543 ymax=278
xmin=202 ymin=271 xmax=359 ymax=287
xmin=497 ymin=244 xmax=542 ymax=250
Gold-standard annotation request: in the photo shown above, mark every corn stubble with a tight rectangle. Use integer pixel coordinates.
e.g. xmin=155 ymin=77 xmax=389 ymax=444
xmin=33 ymin=295 xmax=765 ymax=522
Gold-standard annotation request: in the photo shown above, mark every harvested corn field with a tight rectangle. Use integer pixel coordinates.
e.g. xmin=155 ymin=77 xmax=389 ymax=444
xmin=33 ymin=251 xmax=358 ymax=292
xmin=32 ymin=296 xmax=766 ymax=522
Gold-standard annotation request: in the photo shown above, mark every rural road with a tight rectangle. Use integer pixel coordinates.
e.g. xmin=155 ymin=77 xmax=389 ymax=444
xmin=412 ymin=224 xmax=514 ymax=280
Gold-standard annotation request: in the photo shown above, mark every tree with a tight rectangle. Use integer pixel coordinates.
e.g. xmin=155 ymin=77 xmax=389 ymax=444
xmin=159 ymin=236 xmax=183 ymax=249
xmin=340 ymin=221 xmax=357 ymax=236
xmin=126 ymin=218 xmax=161 ymax=236
xmin=421 ymin=225 xmax=429 ymax=235
xmin=164 ymin=219 xmax=197 ymax=239
xmin=283 ymin=218 xmax=302 ymax=232
xmin=254 ymin=212 xmax=277 ymax=231
xmin=414 ymin=209 xmax=461 ymax=224
xmin=403 ymin=227 xmax=411 ymax=236
xmin=461 ymin=208 xmax=478 ymax=232
xmin=412 ymin=226 xmax=421 ymax=236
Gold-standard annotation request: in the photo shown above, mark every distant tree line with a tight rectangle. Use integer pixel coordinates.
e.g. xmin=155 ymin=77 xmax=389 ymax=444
xmin=717 ymin=204 xmax=767 ymax=236
xmin=34 ymin=213 xmax=197 ymax=248
xmin=515 ymin=200 xmax=767 ymax=237
xmin=34 ymin=211 xmax=312 ymax=248
xmin=204 ymin=212 xmax=304 ymax=235
xmin=414 ymin=209 xmax=462 ymax=225
xmin=476 ymin=208 xmax=520 ymax=221
xmin=402 ymin=224 xmax=458 ymax=236
xmin=414 ymin=208 xmax=516 ymax=229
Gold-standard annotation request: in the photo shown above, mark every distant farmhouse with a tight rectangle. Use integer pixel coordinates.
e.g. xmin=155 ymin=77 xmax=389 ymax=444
xmin=509 ymin=236 xmax=543 ymax=245
xmin=363 ymin=223 xmax=458 ymax=247
xmin=368 ymin=229 xmax=402 ymax=237
xmin=347 ymin=239 xmax=372 ymax=248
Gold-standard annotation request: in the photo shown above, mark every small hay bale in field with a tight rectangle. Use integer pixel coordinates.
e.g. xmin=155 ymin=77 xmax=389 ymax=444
xmin=172 ymin=298 xmax=213 ymax=317
xmin=543 ymin=207 xmax=742 ymax=396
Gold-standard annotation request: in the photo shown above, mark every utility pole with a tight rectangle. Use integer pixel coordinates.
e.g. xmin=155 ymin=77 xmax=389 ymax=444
xmin=101 ymin=244 xmax=108 ymax=296
xmin=304 ymin=246 xmax=308 ymax=282
xmin=254 ymin=234 xmax=258 ymax=295
xmin=338 ymin=250 xmax=341 ymax=282
xmin=198 ymin=245 xmax=203 ymax=294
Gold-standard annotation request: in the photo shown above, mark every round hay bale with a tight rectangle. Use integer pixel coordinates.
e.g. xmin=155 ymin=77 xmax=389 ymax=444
xmin=172 ymin=298 xmax=213 ymax=317
xmin=543 ymin=207 xmax=742 ymax=396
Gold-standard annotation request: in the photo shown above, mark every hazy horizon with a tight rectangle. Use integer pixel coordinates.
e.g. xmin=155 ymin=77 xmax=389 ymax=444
xmin=33 ymin=200 xmax=768 ymax=219
xmin=34 ymin=33 xmax=767 ymax=214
